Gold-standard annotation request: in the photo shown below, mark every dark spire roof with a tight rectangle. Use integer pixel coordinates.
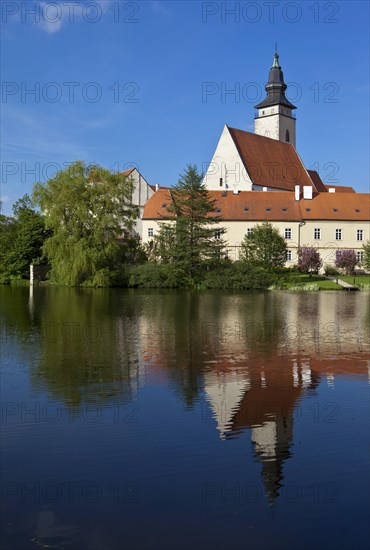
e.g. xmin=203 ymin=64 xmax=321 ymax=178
xmin=255 ymin=51 xmax=297 ymax=110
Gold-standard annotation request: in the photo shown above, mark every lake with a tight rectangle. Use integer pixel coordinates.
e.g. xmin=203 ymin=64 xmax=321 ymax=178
xmin=1 ymin=286 xmax=369 ymax=550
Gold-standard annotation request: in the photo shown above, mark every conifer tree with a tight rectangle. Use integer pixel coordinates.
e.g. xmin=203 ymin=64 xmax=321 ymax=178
xmin=154 ymin=165 xmax=226 ymax=282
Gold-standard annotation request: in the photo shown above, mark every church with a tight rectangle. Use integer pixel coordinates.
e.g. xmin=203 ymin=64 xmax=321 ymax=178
xmin=136 ymin=51 xmax=369 ymax=267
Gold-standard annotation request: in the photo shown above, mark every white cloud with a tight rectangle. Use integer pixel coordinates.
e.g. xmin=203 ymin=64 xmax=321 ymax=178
xmin=35 ymin=1 xmax=113 ymax=34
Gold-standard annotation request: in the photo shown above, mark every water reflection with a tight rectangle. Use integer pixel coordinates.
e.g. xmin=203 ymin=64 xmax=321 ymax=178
xmin=1 ymin=287 xmax=369 ymax=515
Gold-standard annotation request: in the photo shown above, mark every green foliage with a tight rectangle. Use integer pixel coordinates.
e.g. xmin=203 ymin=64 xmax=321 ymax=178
xmin=324 ymin=264 xmax=339 ymax=276
xmin=128 ymin=263 xmax=191 ymax=288
xmin=0 ymin=195 xmax=47 ymax=283
xmin=127 ymin=261 xmax=272 ymax=290
xmin=362 ymin=241 xmax=370 ymax=270
xmin=240 ymin=222 xmax=287 ymax=269
xmin=202 ymin=261 xmax=273 ymax=290
xmin=33 ymin=161 xmax=139 ymax=286
xmin=152 ymin=165 xmax=226 ymax=282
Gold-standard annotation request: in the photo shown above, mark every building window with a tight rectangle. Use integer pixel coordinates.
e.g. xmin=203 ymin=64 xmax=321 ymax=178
xmin=286 ymin=130 xmax=290 ymax=142
xmin=356 ymin=251 xmax=364 ymax=263
xmin=215 ymin=229 xmax=221 ymax=240
xmin=286 ymin=250 xmax=292 ymax=261
xmin=219 ymin=178 xmax=223 ymax=187
xmin=335 ymin=229 xmax=342 ymax=241
xmin=314 ymin=228 xmax=321 ymax=240
xmin=357 ymin=229 xmax=364 ymax=241
xmin=148 ymin=228 xmax=154 ymax=237
xmin=246 ymin=228 xmax=253 ymax=236
xmin=285 ymin=228 xmax=292 ymax=240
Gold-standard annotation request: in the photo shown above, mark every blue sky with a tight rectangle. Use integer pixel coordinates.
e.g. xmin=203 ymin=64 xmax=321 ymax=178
xmin=1 ymin=0 xmax=369 ymax=213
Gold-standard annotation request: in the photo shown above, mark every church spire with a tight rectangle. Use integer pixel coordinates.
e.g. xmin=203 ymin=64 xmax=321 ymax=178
xmin=254 ymin=49 xmax=297 ymax=147
xmin=255 ymin=49 xmax=296 ymax=110
xmin=272 ymin=44 xmax=280 ymax=68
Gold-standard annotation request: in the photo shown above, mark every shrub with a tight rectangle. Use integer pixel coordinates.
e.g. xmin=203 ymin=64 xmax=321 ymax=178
xmin=324 ymin=264 xmax=339 ymax=276
xmin=297 ymin=247 xmax=322 ymax=275
xmin=335 ymin=249 xmax=357 ymax=275
xmin=203 ymin=262 xmax=273 ymax=290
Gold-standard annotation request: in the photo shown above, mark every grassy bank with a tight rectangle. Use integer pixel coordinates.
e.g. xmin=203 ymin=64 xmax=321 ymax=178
xmin=269 ymin=272 xmax=343 ymax=291
xmin=337 ymin=275 xmax=370 ymax=290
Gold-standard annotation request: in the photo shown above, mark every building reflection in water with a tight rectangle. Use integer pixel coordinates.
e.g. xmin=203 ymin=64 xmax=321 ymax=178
xmin=3 ymin=287 xmax=369 ymax=508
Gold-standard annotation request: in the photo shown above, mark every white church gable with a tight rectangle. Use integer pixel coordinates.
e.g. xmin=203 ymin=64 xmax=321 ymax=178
xmin=203 ymin=125 xmax=253 ymax=192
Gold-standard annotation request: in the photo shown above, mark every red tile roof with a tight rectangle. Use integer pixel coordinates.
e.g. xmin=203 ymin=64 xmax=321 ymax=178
xmin=300 ymin=192 xmax=369 ymax=220
xmin=143 ymin=189 xmax=370 ymax=222
xmin=307 ymin=170 xmax=327 ymax=193
xmin=228 ymin=127 xmax=315 ymax=191
xmin=324 ymin=184 xmax=355 ymax=193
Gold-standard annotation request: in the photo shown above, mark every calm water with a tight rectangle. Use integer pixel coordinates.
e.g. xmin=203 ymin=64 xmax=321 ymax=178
xmin=1 ymin=286 xmax=369 ymax=550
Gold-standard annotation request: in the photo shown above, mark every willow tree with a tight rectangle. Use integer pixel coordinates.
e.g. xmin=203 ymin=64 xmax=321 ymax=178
xmin=33 ymin=161 xmax=138 ymax=286
xmin=154 ymin=165 xmax=226 ymax=283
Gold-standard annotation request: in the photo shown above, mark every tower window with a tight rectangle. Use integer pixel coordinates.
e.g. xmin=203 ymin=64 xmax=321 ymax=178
xmin=286 ymin=129 xmax=290 ymax=142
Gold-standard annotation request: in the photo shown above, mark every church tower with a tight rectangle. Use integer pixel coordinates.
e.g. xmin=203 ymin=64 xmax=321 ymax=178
xmin=254 ymin=50 xmax=297 ymax=147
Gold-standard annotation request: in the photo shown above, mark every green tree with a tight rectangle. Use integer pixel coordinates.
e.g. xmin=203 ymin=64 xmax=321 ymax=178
xmin=0 ymin=195 xmax=47 ymax=283
xmin=240 ymin=222 xmax=287 ymax=270
xmin=153 ymin=165 xmax=226 ymax=283
xmin=33 ymin=161 xmax=139 ymax=286
xmin=363 ymin=241 xmax=370 ymax=270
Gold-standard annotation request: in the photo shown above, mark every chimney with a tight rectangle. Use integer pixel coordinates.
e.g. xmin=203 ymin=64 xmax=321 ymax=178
xmin=295 ymin=185 xmax=300 ymax=201
xmin=303 ymin=186 xmax=313 ymax=200
xmin=233 ymin=190 xmax=239 ymax=195
xmin=328 ymin=188 xmax=336 ymax=193
xmin=262 ymin=186 xmax=267 ymax=192
xmin=155 ymin=184 xmax=160 ymax=191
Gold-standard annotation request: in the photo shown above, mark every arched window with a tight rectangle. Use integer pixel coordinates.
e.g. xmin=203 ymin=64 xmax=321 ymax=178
xmin=286 ymin=129 xmax=290 ymax=142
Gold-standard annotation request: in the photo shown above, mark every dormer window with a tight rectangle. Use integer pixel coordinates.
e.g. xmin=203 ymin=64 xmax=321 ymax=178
xmin=266 ymin=208 xmax=271 ymax=212
xmin=244 ymin=207 xmax=249 ymax=212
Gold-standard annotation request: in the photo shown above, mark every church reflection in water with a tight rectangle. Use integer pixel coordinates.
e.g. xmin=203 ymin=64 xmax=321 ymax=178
xmin=203 ymin=351 xmax=368 ymax=506
xmin=9 ymin=286 xmax=369 ymax=508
